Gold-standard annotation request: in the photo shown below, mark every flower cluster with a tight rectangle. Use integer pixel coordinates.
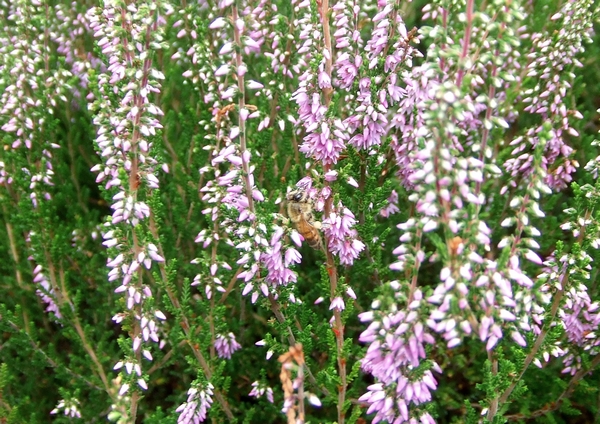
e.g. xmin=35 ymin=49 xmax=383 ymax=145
xmin=248 ymin=381 xmax=274 ymax=403
xmin=390 ymin=64 xmax=437 ymax=187
xmin=176 ymin=383 xmax=215 ymax=424
xmin=114 ymin=359 xmax=148 ymax=392
xmin=331 ymin=0 xmax=363 ymax=89
xmin=380 ymin=189 xmax=400 ymax=218
xmin=214 ymin=333 xmax=242 ymax=359
xmin=50 ymin=397 xmax=82 ymax=419
xmin=322 ymin=202 xmax=365 ymax=266
xmin=532 ymin=185 xmax=600 ymax=375
xmin=51 ymin=2 xmax=105 ymax=103
xmin=0 ymin=0 xmax=69 ymax=212
xmin=292 ymin=1 xmax=345 ymax=165
xmin=355 ymin=0 xmax=592 ymax=419
xmin=33 ymin=264 xmax=62 ymax=320
xmin=188 ymin=6 xmax=309 ymax=307
xmin=359 ymin=286 xmax=438 ymax=424
xmin=517 ymin=0 xmax=594 ymax=190
xmin=2 ymin=0 xmax=599 ymax=422
xmin=86 ymin=0 xmax=172 ymax=400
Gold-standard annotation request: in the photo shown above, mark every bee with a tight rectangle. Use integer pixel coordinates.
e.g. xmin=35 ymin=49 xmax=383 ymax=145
xmin=286 ymin=188 xmax=322 ymax=250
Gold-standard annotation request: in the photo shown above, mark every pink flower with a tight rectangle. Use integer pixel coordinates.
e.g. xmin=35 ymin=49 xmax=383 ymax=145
xmin=176 ymin=383 xmax=215 ymax=423
xmin=214 ymin=333 xmax=242 ymax=359
xmin=323 ymin=205 xmax=365 ymax=265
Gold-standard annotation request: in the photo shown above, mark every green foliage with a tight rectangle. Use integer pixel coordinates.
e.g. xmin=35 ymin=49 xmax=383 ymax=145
xmin=0 ymin=0 xmax=599 ymax=423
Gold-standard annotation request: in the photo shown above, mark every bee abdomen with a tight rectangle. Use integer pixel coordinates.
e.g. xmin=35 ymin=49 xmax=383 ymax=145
xmin=307 ymin=235 xmax=322 ymax=250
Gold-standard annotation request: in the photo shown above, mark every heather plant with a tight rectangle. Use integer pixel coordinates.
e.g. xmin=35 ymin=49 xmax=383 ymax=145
xmin=0 ymin=0 xmax=599 ymax=423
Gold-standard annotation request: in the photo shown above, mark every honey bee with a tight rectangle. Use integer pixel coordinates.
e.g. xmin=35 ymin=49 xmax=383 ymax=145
xmin=286 ymin=188 xmax=322 ymax=250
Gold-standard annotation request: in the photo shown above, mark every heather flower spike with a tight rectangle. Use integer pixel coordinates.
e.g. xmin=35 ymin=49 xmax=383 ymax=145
xmin=214 ymin=333 xmax=242 ymax=359
xmin=176 ymin=383 xmax=215 ymax=424
xmin=0 ymin=0 xmax=598 ymax=422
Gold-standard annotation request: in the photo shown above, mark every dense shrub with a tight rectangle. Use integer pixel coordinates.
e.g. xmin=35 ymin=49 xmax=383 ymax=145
xmin=0 ymin=0 xmax=599 ymax=423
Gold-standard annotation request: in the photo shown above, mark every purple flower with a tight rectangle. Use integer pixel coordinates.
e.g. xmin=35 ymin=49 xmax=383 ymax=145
xmin=214 ymin=333 xmax=242 ymax=359
xmin=329 ymin=296 xmax=345 ymax=312
xmin=358 ymin=384 xmax=436 ymax=424
xmin=359 ymin=287 xmax=439 ymax=423
xmin=335 ymin=52 xmax=361 ymax=89
xmin=298 ymin=120 xmax=347 ymax=165
xmin=50 ymin=398 xmax=82 ymax=418
xmin=248 ymin=381 xmax=274 ymax=403
xmin=380 ymin=190 xmax=400 ymax=218
xmin=390 ymin=66 xmax=437 ymax=188
xmin=506 ymin=0 xmax=591 ymax=191
xmin=33 ymin=264 xmax=61 ymax=319
xmin=332 ymin=0 xmax=363 ymax=89
xmin=344 ymin=78 xmax=388 ymax=150
xmin=260 ymin=227 xmax=298 ymax=287
xmin=538 ymin=254 xmax=600 ymax=375
xmin=292 ymin=72 xmax=346 ymax=165
xmin=176 ymin=383 xmax=214 ymax=424
xmin=323 ymin=204 xmax=365 ymax=265
xmin=239 ymin=224 xmax=301 ymax=303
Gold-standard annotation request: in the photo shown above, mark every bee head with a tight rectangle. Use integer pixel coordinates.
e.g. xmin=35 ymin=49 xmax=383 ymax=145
xmin=287 ymin=189 xmax=308 ymax=202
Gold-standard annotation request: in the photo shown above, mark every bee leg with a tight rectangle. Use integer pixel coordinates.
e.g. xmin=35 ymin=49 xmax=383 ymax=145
xmin=305 ymin=210 xmax=316 ymax=221
xmin=313 ymin=221 xmax=322 ymax=230
xmin=273 ymin=213 xmax=290 ymax=224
